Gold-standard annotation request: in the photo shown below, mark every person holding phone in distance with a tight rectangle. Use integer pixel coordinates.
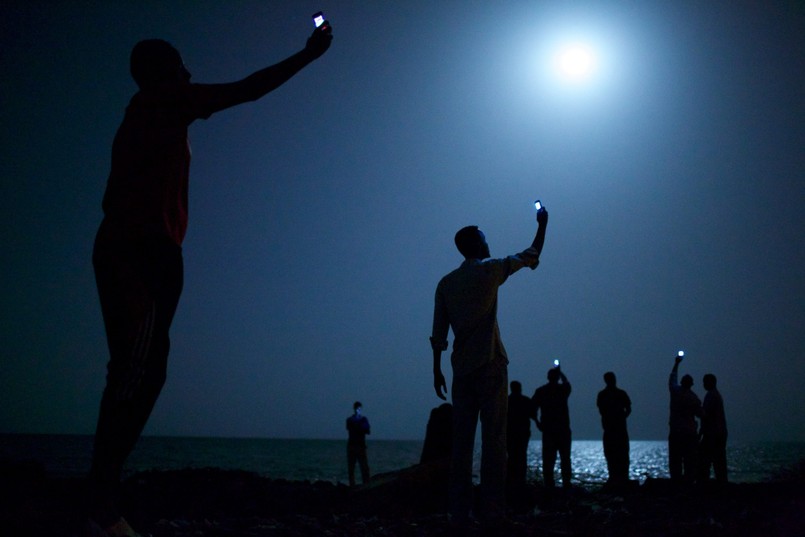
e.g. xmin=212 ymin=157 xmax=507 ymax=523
xmin=430 ymin=202 xmax=548 ymax=528
xmin=532 ymin=360 xmax=573 ymax=489
xmin=87 ymin=17 xmax=332 ymax=537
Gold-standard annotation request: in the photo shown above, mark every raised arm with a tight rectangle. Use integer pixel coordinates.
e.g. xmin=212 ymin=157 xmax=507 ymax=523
xmin=669 ymin=356 xmax=681 ymax=391
xmin=532 ymin=207 xmax=549 ymax=255
xmin=196 ymin=22 xmax=332 ymax=115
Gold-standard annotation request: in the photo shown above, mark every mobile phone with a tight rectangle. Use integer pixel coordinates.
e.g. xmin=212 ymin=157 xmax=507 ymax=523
xmin=312 ymin=11 xmax=326 ymax=28
xmin=677 ymin=350 xmax=685 ymax=358
xmin=534 ymin=200 xmax=543 ymax=211
xmin=553 ymin=359 xmax=560 ymax=367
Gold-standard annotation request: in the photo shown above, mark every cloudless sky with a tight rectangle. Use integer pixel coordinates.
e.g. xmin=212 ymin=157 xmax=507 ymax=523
xmin=2 ymin=1 xmax=804 ymax=443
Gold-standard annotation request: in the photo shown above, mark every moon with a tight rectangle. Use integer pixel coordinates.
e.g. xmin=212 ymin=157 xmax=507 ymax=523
xmin=556 ymin=43 xmax=596 ymax=81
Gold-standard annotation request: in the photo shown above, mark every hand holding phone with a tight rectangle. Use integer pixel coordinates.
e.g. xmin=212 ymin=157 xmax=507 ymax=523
xmin=312 ymin=11 xmax=327 ymax=29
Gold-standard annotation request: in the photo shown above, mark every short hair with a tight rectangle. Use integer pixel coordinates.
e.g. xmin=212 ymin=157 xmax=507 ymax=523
xmin=703 ymin=373 xmax=717 ymax=389
xmin=603 ymin=371 xmax=616 ymax=386
xmin=510 ymin=380 xmax=522 ymax=394
xmin=681 ymin=374 xmax=694 ymax=388
xmin=130 ymin=39 xmax=182 ymax=89
xmin=454 ymin=226 xmax=482 ymax=258
xmin=353 ymin=401 xmax=362 ymax=410
xmin=547 ymin=368 xmax=560 ymax=382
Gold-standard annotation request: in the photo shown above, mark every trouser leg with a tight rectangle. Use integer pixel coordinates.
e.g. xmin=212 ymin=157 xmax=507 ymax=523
xmin=450 ymin=373 xmax=480 ymax=521
xmin=478 ymin=363 xmax=507 ymax=520
xmin=89 ymin=236 xmax=182 ymax=523
xmin=358 ymin=448 xmax=370 ymax=484
xmin=542 ymin=436 xmax=557 ymax=488
xmin=347 ymin=446 xmax=357 ymax=486
xmin=558 ymin=430 xmax=572 ymax=487
xmin=668 ymin=433 xmax=682 ymax=481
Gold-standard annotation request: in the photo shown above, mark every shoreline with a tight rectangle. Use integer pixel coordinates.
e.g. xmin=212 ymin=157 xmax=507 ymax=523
xmin=2 ymin=459 xmax=804 ymax=536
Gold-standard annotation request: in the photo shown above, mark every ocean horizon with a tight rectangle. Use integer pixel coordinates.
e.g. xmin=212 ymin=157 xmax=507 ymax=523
xmin=2 ymin=434 xmax=804 ymax=486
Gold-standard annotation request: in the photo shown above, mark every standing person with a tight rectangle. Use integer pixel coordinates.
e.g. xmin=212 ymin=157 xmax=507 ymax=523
xmin=596 ymin=372 xmax=632 ymax=485
xmin=699 ymin=373 xmax=728 ymax=484
xmin=430 ymin=207 xmax=549 ymax=527
xmin=668 ymin=354 xmax=702 ymax=483
xmin=346 ymin=401 xmax=371 ymax=486
xmin=87 ymin=21 xmax=333 ymax=537
xmin=532 ymin=364 xmax=573 ymax=489
xmin=506 ymin=380 xmax=535 ymax=495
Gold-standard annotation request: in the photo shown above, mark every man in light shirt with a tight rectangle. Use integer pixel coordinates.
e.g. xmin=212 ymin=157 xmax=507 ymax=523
xmin=430 ymin=206 xmax=548 ymax=526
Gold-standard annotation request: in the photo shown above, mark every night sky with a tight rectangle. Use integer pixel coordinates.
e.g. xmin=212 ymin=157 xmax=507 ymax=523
xmin=2 ymin=2 xmax=803 ymax=443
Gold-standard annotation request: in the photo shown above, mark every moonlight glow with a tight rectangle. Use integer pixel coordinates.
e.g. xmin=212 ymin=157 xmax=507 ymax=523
xmin=556 ymin=43 xmax=596 ymax=81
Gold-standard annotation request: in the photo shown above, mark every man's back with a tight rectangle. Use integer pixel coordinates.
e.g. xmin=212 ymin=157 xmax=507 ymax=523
xmin=433 ymin=256 xmax=528 ymax=376
xmin=597 ymin=386 xmax=631 ymax=432
xmin=533 ymin=382 xmax=571 ymax=433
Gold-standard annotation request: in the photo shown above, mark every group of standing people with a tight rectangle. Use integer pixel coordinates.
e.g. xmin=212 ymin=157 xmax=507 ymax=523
xmin=428 ymin=211 xmax=728 ymax=528
xmin=506 ymin=368 xmax=631 ymax=493
xmin=669 ymin=355 xmax=729 ymax=485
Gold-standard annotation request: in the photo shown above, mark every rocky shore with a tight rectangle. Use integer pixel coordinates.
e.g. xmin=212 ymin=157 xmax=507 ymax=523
xmin=2 ymin=459 xmax=803 ymax=536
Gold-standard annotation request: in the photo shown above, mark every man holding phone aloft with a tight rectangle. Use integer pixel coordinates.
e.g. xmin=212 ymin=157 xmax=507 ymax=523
xmin=430 ymin=206 xmax=548 ymax=527
xmin=88 ymin=19 xmax=332 ymax=537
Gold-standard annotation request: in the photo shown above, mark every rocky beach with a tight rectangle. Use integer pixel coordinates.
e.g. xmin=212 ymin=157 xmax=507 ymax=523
xmin=2 ymin=458 xmax=804 ymax=536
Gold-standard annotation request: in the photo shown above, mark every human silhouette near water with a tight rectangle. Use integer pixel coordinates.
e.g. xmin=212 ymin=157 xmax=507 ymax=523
xmin=668 ymin=354 xmax=702 ymax=483
xmin=430 ymin=207 xmax=548 ymax=527
xmin=597 ymin=371 xmax=632 ymax=485
xmin=532 ymin=364 xmax=573 ymax=489
xmin=87 ymin=20 xmax=332 ymax=537
xmin=699 ymin=373 xmax=728 ymax=484
xmin=346 ymin=401 xmax=371 ymax=486
xmin=506 ymin=380 xmax=535 ymax=494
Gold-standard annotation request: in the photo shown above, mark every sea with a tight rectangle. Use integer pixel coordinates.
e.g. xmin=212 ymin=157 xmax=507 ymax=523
xmin=2 ymin=435 xmax=804 ymax=486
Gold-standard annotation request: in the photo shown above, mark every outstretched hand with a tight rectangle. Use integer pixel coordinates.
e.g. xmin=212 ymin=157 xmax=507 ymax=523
xmin=305 ymin=21 xmax=333 ymax=59
xmin=537 ymin=207 xmax=549 ymax=226
xmin=433 ymin=370 xmax=447 ymax=400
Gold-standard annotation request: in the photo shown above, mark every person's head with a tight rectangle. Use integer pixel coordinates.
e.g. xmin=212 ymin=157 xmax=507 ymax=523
xmin=681 ymin=374 xmax=694 ymax=389
xmin=353 ymin=401 xmax=362 ymax=413
xmin=547 ymin=368 xmax=560 ymax=383
xmin=703 ymin=373 xmax=717 ymax=391
xmin=454 ymin=226 xmax=490 ymax=260
xmin=510 ymin=380 xmax=522 ymax=395
xmin=130 ymin=39 xmax=191 ymax=90
xmin=603 ymin=371 xmax=617 ymax=387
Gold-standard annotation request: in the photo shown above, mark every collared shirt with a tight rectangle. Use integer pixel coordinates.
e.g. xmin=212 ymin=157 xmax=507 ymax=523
xmin=431 ymin=248 xmax=539 ymax=377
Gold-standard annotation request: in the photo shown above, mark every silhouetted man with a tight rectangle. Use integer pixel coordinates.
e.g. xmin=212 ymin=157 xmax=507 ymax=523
xmin=88 ymin=21 xmax=332 ymax=537
xmin=430 ymin=208 xmax=548 ymax=526
xmin=346 ymin=401 xmax=371 ymax=486
xmin=596 ymin=372 xmax=632 ymax=485
xmin=668 ymin=355 xmax=701 ymax=483
xmin=532 ymin=365 xmax=572 ymax=488
xmin=507 ymin=381 xmax=534 ymax=494
xmin=699 ymin=373 xmax=728 ymax=483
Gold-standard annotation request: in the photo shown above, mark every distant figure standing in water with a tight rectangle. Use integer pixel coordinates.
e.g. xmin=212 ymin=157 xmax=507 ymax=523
xmin=430 ymin=207 xmax=548 ymax=526
xmin=507 ymin=380 xmax=535 ymax=494
xmin=88 ymin=21 xmax=332 ymax=537
xmin=596 ymin=371 xmax=632 ymax=485
xmin=668 ymin=355 xmax=701 ymax=483
xmin=346 ymin=401 xmax=371 ymax=486
xmin=699 ymin=373 xmax=728 ymax=483
xmin=532 ymin=364 xmax=573 ymax=488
